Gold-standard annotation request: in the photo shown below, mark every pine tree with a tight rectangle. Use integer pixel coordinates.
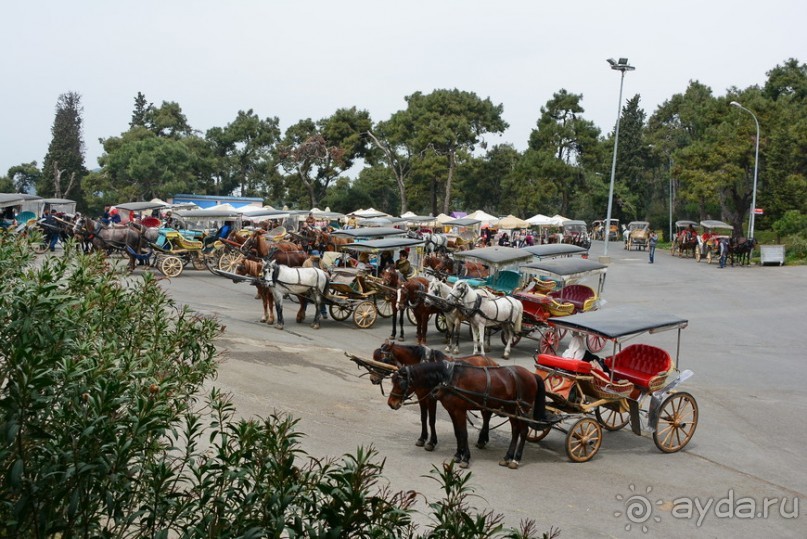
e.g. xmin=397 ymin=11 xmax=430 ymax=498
xmin=129 ymin=91 xmax=153 ymax=129
xmin=40 ymin=92 xmax=88 ymax=202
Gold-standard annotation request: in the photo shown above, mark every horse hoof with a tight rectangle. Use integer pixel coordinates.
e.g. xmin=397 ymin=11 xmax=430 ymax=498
xmin=274 ymin=324 xmax=284 ymax=330
xmin=507 ymin=461 xmax=520 ymax=470
xmin=425 ymin=443 xmax=435 ymax=452
xmin=503 ymin=353 xmax=510 ymax=360
xmin=459 ymin=460 xmax=469 ymax=469
xmin=415 ymin=439 xmax=425 ymax=447
xmin=498 ymin=459 xmax=510 ymax=467
xmin=311 ymin=323 xmax=320 ymax=330
xmin=476 ymin=441 xmax=487 ymax=449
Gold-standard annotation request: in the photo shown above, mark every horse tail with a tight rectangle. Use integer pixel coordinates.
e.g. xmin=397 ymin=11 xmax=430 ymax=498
xmin=531 ymin=373 xmax=547 ymax=423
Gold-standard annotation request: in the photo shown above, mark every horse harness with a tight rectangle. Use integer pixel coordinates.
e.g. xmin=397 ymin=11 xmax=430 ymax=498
xmin=452 ymin=283 xmax=517 ymax=324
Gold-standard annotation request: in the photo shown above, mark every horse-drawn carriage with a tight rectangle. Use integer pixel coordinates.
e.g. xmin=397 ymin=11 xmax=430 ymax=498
xmin=696 ymin=220 xmax=733 ymax=263
xmin=624 ymin=221 xmax=650 ymax=251
xmin=520 ymin=243 xmax=589 ymax=260
xmin=591 ymin=219 xmax=619 ymax=241
xmin=561 ymin=220 xmax=591 ymax=249
xmin=527 ymin=306 xmax=697 ymax=462
xmin=670 ymin=220 xmax=699 ymax=258
xmin=510 ymin=257 xmax=608 ymax=353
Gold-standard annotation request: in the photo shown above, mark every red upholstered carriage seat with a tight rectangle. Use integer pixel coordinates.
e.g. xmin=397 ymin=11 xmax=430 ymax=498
xmin=604 ymin=344 xmax=672 ymax=389
xmin=548 ymin=284 xmax=595 ymax=311
xmin=535 ymin=354 xmax=593 ymax=375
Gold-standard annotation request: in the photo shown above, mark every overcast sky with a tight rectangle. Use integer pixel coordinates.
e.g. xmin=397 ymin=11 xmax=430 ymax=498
xmin=1 ymin=0 xmax=804 ymax=178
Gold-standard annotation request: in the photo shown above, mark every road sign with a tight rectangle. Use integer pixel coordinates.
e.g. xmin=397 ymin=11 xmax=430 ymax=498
xmin=753 ymin=208 xmax=764 ymax=215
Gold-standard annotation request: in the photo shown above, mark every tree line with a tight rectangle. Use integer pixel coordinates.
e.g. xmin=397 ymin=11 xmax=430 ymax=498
xmin=2 ymin=58 xmax=806 ymax=235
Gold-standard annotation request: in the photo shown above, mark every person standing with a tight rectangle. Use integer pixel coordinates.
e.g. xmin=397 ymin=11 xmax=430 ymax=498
xmin=302 ymin=250 xmax=328 ymax=318
xmin=648 ymin=229 xmax=659 ymax=264
xmin=718 ymin=237 xmax=729 ymax=269
xmin=40 ymin=209 xmax=60 ymax=252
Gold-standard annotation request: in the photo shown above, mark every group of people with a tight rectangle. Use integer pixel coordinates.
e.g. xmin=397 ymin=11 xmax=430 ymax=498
xmin=496 ymin=230 xmax=534 ymax=248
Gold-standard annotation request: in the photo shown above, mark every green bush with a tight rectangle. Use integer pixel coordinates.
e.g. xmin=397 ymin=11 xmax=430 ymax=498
xmin=0 ymin=235 xmax=556 ymax=538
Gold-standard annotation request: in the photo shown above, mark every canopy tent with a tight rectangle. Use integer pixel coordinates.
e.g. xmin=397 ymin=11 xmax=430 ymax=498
xmin=207 ymin=203 xmax=237 ymax=212
xmin=311 ymin=207 xmax=345 ymax=220
xmin=466 ymin=209 xmax=499 ymax=226
xmin=435 ymin=213 xmax=453 ymax=224
xmin=348 ymin=207 xmax=390 ymax=219
xmin=400 ymin=211 xmax=418 ymax=218
xmin=497 ymin=214 xmax=529 ymax=229
xmin=551 ymin=214 xmax=570 ymax=224
xmin=450 ymin=211 xmax=468 ymax=218
xmin=526 ymin=213 xmax=556 ymax=226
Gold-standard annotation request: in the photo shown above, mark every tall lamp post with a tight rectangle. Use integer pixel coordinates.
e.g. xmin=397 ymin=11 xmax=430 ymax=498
xmin=603 ymin=57 xmax=635 ymax=258
xmin=729 ymin=101 xmax=760 ymax=239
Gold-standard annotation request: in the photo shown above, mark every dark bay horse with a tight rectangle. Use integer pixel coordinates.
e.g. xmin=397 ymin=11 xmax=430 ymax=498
xmin=730 ymin=237 xmax=756 ymax=266
xmin=372 ymin=341 xmax=499 ymax=452
xmin=73 ymin=216 xmax=158 ymax=270
xmin=388 ymin=361 xmax=553 ymax=469
xmin=382 ymin=267 xmax=438 ymax=344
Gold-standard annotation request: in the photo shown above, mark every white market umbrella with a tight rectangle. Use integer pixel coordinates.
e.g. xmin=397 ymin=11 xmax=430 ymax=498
xmin=526 ymin=213 xmax=555 ymax=226
xmin=466 ymin=209 xmax=499 ymax=226
xmin=551 ymin=214 xmax=570 ymax=225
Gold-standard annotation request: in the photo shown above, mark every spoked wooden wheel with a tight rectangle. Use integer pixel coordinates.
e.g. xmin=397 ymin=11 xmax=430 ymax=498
xmin=565 ymin=417 xmax=602 ymax=463
xmin=218 ymin=252 xmax=243 ymax=272
xmin=435 ymin=312 xmax=447 ymax=333
xmin=406 ymin=307 xmax=417 ymax=325
xmin=526 ymin=425 xmax=552 ymax=443
xmin=328 ymin=301 xmax=352 ymax=321
xmin=653 ymin=392 xmax=698 ymax=453
xmin=375 ymin=296 xmax=393 ymax=318
xmin=539 ymin=328 xmax=561 ymax=354
xmin=595 ymin=405 xmax=630 ymax=431
xmin=500 ymin=329 xmax=522 ymax=347
xmin=695 ymin=248 xmax=701 ymax=262
xmin=586 ymin=334 xmax=607 ymax=353
xmin=33 ymin=242 xmax=47 ymax=254
xmin=706 ymin=250 xmax=713 ymax=264
xmin=191 ymin=254 xmax=207 ymax=270
xmin=353 ymin=301 xmax=378 ymax=329
xmin=158 ymin=255 xmax=184 ymax=277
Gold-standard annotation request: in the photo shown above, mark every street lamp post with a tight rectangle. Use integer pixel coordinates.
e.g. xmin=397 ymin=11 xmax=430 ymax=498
xmin=603 ymin=58 xmax=635 ymax=258
xmin=729 ymin=101 xmax=760 ymax=239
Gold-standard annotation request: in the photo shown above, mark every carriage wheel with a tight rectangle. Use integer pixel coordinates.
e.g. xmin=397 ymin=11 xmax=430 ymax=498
xmin=33 ymin=242 xmax=47 ymax=254
xmin=652 ymin=392 xmax=698 ymax=453
xmin=500 ymin=330 xmax=522 ymax=347
xmin=406 ymin=307 xmax=417 ymax=325
xmin=565 ymin=417 xmax=602 ymax=463
xmin=159 ymin=255 xmax=184 ymax=278
xmin=595 ymin=405 xmax=630 ymax=431
xmin=375 ymin=296 xmax=393 ymax=318
xmin=706 ymin=250 xmax=713 ymax=264
xmin=586 ymin=334 xmax=607 ymax=353
xmin=526 ymin=425 xmax=552 ymax=443
xmin=329 ymin=301 xmax=352 ymax=321
xmin=539 ymin=329 xmax=560 ymax=354
xmin=435 ymin=312 xmax=447 ymax=333
xmin=191 ymin=254 xmax=207 ymax=270
xmin=218 ymin=252 xmax=244 ymax=272
xmin=353 ymin=301 xmax=378 ymax=329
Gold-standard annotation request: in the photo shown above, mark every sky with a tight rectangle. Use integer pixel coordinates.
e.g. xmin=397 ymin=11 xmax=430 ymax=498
xmin=1 ymin=0 xmax=805 ymax=179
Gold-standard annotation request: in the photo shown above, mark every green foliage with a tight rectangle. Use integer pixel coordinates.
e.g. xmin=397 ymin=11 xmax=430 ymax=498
xmin=772 ymin=210 xmax=807 ymax=237
xmin=0 ymin=235 xmax=555 ymax=538
xmin=6 ymin=162 xmax=42 ymax=193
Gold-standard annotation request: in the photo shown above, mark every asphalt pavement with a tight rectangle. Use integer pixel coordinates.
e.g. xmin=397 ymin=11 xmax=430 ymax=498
xmin=150 ymin=241 xmax=807 ymax=538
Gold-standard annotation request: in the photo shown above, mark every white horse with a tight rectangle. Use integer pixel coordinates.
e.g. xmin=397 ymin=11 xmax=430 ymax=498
xmin=263 ymin=259 xmax=330 ymax=330
xmin=422 ymin=233 xmax=449 ymax=254
xmin=446 ymin=280 xmax=523 ymax=359
xmin=426 ymin=278 xmax=494 ymax=354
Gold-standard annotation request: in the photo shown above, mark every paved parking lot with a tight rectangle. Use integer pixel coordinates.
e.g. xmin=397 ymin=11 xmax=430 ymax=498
xmin=156 ymin=242 xmax=806 ymax=537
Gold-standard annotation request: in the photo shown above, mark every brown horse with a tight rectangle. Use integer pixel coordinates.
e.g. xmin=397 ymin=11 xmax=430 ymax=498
xmin=373 ymin=341 xmax=498 ymax=452
xmin=388 ymin=361 xmax=555 ymax=469
xmin=235 ymin=259 xmax=275 ymax=325
xmin=423 ymin=253 xmax=454 ymax=277
xmin=462 ymin=261 xmax=489 ymax=279
xmin=381 ymin=267 xmax=438 ymax=344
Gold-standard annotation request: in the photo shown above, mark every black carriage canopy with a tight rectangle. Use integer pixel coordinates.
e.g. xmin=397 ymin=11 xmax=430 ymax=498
xmin=115 ymin=201 xmax=170 ymax=212
xmin=453 ymin=246 xmax=534 ymax=266
xmin=345 ymin=237 xmax=425 ymax=251
xmin=700 ymin=220 xmax=733 ymax=230
xmin=330 ymin=227 xmax=408 ymax=239
xmin=519 ymin=257 xmax=607 ymax=280
xmin=442 ymin=217 xmax=482 ymax=227
xmin=548 ymin=305 xmax=688 ymax=340
xmin=520 ymin=243 xmax=588 ymax=258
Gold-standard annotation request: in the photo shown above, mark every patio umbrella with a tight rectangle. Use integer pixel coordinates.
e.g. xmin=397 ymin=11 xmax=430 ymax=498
xmin=497 ymin=214 xmax=529 ymax=229
xmin=526 ymin=213 xmax=554 ymax=226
